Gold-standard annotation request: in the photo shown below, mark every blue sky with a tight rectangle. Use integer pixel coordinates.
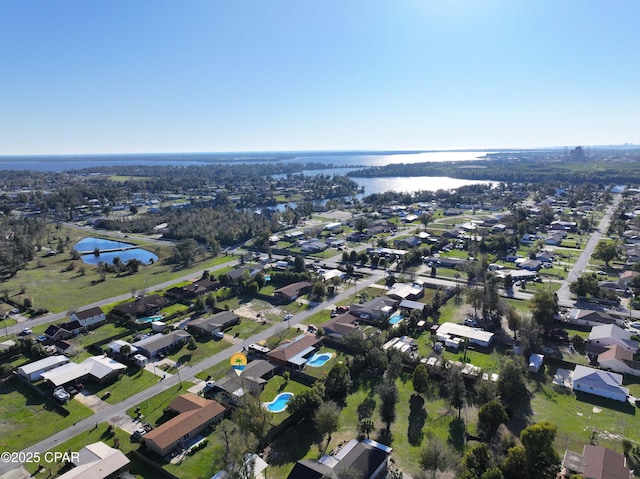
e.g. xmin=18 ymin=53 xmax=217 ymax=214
xmin=2 ymin=1 xmax=639 ymax=155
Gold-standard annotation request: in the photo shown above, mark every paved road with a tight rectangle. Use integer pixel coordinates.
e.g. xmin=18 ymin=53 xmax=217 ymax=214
xmin=556 ymin=194 xmax=621 ymax=303
xmin=0 ymin=270 xmax=384 ymax=476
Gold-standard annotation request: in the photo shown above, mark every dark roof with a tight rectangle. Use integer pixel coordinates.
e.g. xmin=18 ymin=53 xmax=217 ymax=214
xmin=214 ymin=360 xmax=275 ymax=394
xmin=274 ymin=281 xmax=313 ymax=299
xmin=187 ymin=311 xmax=239 ymax=332
xmin=112 ymin=295 xmax=167 ymax=317
xmin=72 ymin=306 xmax=104 ymax=320
xmin=322 ymin=313 xmax=359 ymax=336
xmin=60 ymin=320 xmax=82 ymax=331
xmin=286 ymin=440 xmax=390 ymax=479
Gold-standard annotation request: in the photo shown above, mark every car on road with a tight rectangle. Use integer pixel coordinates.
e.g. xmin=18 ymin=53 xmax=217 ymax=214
xmin=597 ymin=271 xmax=607 ymax=276
xmin=22 ymin=328 xmax=32 ymax=335
xmin=283 ymin=314 xmax=293 ymax=321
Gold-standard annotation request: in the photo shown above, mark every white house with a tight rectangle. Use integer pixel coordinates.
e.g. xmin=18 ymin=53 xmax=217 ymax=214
xmin=588 ymin=324 xmax=638 ymax=354
xmin=17 ymin=355 xmax=70 ymax=382
xmin=69 ymin=306 xmax=106 ymax=330
xmin=436 ymin=322 xmax=494 ymax=347
xmin=571 ymin=365 xmax=629 ymax=402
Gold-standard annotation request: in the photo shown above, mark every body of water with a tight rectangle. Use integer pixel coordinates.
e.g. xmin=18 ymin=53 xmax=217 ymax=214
xmin=74 ymin=237 xmax=133 ymax=253
xmin=80 ymin=248 xmax=158 ymax=265
xmin=0 ymin=150 xmax=492 ymax=172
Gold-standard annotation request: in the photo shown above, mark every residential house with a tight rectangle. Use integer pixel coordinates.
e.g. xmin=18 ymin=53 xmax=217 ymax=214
xmin=545 ymin=231 xmax=566 ymax=245
xmin=300 ymin=239 xmax=329 ymax=253
xmin=588 ymin=344 xmax=640 ymax=377
xmin=142 ymin=393 xmax=226 ymax=457
xmin=69 ymin=306 xmax=106 ymax=330
xmin=187 ymin=311 xmax=240 ymax=337
xmin=132 ymin=330 xmax=192 ymax=358
xmin=571 ymin=365 xmax=629 ymax=402
xmin=551 ymin=220 xmax=577 ymax=232
xmin=517 ymin=258 xmax=542 ymax=271
xmin=588 ymin=324 xmax=638 ymax=354
xmin=267 ymin=333 xmax=322 ymax=370
xmin=226 ymin=265 xmax=263 ymax=284
xmin=54 ymin=340 xmax=75 ymax=356
xmin=561 ymin=445 xmax=633 ymax=479
xmin=566 ymin=309 xmax=626 ymax=328
xmin=386 ymin=283 xmax=424 ymax=301
xmin=393 ymin=236 xmax=421 ymax=250
xmin=44 ymin=321 xmax=84 ymax=341
xmin=17 ymin=355 xmax=70 ymax=382
xmin=166 ymin=279 xmax=218 ymax=302
xmin=273 ymin=281 xmax=312 ymax=304
xmin=436 ymin=322 xmax=494 ymax=348
xmin=287 ymin=439 xmax=392 ymax=479
xmin=106 ymin=340 xmax=139 ymax=360
xmin=111 ymin=295 xmax=168 ymax=319
xmin=56 ymin=441 xmax=131 ymax=479
xmin=207 ymin=359 xmax=276 ymax=405
xmin=350 ymin=296 xmax=398 ymax=322
xmin=322 ymin=313 xmax=359 ymax=339
xmin=41 ymin=355 xmax=127 ymax=387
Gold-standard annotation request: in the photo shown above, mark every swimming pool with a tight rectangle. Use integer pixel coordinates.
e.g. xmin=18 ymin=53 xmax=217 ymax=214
xmin=136 ymin=315 xmax=163 ymax=324
xmin=389 ymin=314 xmax=403 ymax=325
xmin=307 ymin=352 xmax=333 ymax=368
xmin=264 ymin=392 xmax=294 ymax=413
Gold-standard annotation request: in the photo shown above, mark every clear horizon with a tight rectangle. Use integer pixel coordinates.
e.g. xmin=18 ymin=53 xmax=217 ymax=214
xmin=2 ymin=1 xmax=640 ymax=155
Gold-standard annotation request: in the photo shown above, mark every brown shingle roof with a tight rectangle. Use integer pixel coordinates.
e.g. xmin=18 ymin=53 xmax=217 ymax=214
xmin=143 ymin=394 xmax=225 ymax=452
xmin=267 ymin=334 xmax=321 ymax=362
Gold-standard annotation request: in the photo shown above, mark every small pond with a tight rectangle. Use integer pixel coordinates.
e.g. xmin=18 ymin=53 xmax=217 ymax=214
xmin=74 ymin=237 xmax=133 ymax=253
xmin=80 ymin=249 xmax=158 ymax=265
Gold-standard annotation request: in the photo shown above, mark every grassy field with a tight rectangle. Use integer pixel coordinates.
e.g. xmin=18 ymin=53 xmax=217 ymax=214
xmin=166 ymin=336 xmax=232 ymax=367
xmin=0 ymin=379 xmax=94 ymax=451
xmin=24 ymin=423 xmax=155 ymax=478
xmin=0 ymin=227 xmax=236 ymax=313
xmin=84 ymin=367 xmax=160 ymax=404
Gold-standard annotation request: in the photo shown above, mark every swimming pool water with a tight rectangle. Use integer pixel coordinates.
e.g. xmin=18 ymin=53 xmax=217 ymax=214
xmin=389 ymin=314 xmax=403 ymax=325
xmin=265 ymin=392 xmax=294 ymax=412
xmin=307 ymin=352 xmax=333 ymax=368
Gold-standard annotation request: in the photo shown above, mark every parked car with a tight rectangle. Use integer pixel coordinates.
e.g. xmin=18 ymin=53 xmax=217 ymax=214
xmin=53 ymin=387 xmax=70 ymax=403
xmin=213 ymin=331 xmax=224 ymax=340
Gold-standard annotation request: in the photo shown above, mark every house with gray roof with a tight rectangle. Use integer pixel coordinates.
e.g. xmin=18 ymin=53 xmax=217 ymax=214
xmin=132 ymin=330 xmax=192 ymax=358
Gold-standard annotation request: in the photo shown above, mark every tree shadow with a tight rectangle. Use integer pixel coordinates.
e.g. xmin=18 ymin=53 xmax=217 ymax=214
xmin=267 ymin=420 xmax=322 ymax=466
xmin=408 ymin=393 xmax=427 ymax=446
xmin=357 ymin=396 xmax=377 ymax=420
xmin=375 ymin=427 xmax=393 ymax=446
xmin=448 ymin=417 xmax=465 ymax=453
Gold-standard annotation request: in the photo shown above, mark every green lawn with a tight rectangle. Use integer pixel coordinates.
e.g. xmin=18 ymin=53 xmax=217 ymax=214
xmin=0 ymin=379 xmax=94 ymax=451
xmin=529 ymin=371 xmax=640 ymax=455
xmin=24 ymin=424 xmax=154 ymax=478
xmin=83 ymin=367 xmax=159 ymax=404
xmin=127 ymin=381 xmax=196 ymax=422
xmin=0 ymin=227 xmax=236 ymax=313
xmin=166 ymin=336 xmax=232 ymax=367
xmin=227 ymin=318 xmax=272 ymax=339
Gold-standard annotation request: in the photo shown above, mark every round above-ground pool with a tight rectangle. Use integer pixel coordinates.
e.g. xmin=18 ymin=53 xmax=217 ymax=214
xmin=389 ymin=314 xmax=403 ymax=325
xmin=307 ymin=352 xmax=333 ymax=368
xmin=264 ymin=392 xmax=294 ymax=413
xmin=80 ymin=248 xmax=158 ymax=265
